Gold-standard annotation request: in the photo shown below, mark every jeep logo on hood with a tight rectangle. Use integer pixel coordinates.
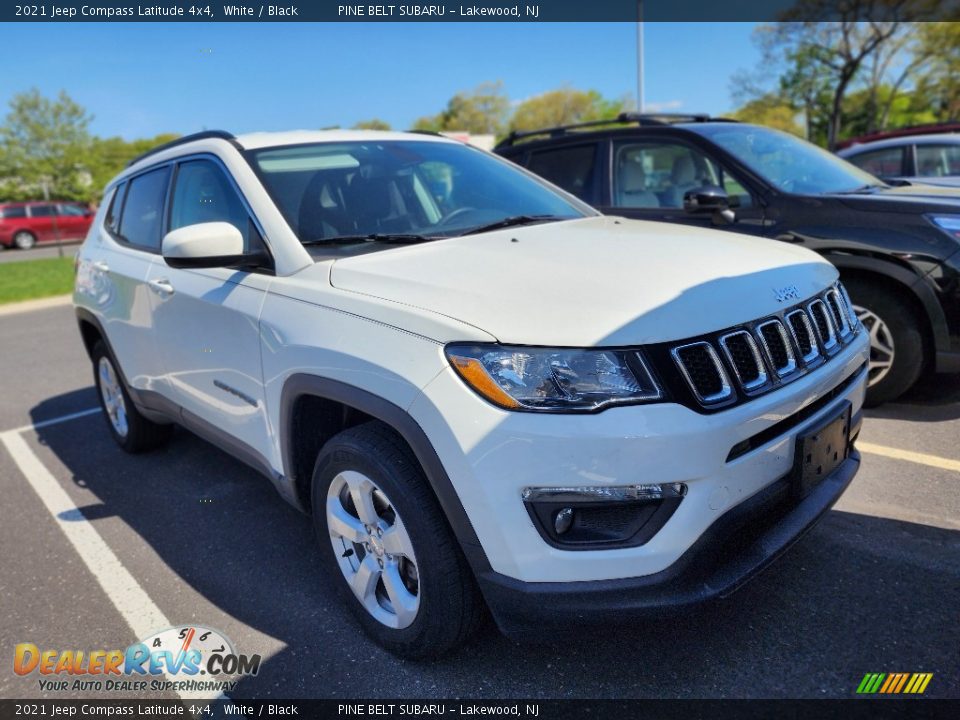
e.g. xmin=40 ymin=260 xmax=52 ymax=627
xmin=773 ymin=285 xmax=801 ymax=303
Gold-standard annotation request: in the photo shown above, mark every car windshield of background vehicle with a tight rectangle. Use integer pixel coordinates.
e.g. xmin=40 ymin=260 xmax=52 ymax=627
xmin=249 ymin=140 xmax=587 ymax=244
xmin=695 ymin=125 xmax=883 ymax=195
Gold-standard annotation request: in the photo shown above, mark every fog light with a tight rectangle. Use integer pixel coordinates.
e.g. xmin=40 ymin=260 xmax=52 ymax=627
xmin=554 ymin=507 xmax=574 ymax=535
xmin=522 ymin=482 xmax=687 ymax=550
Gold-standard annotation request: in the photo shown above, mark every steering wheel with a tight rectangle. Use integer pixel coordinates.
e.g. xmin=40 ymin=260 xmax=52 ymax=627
xmin=437 ymin=207 xmax=480 ymax=227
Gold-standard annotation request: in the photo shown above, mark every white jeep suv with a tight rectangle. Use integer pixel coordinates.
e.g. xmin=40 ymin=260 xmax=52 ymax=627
xmin=74 ymin=130 xmax=869 ymax=657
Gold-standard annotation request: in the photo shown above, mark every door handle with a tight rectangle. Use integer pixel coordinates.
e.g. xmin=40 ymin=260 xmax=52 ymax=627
xmin=93 ymin=261 xmax=109 ymax=273
xmin=148 ymin=278 xmax=175 ymax=297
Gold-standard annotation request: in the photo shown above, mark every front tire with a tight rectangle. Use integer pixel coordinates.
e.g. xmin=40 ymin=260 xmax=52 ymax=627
xmin=843 ymin=278 xmax=925 ymax=406
xmin=91 ymin=340 xmax=172 ymax=453
xmin=13 ymin=231 xmax=36 ymax=250
xmin=311 ymin=421 xmax=483 ymax=659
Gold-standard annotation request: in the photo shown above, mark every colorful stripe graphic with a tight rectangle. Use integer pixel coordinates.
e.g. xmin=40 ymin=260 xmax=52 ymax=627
xmin=857 ymin=672 xmax=933 ymax=694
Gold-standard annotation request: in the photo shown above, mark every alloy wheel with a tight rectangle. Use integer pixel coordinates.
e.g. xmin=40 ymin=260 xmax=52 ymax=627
xmin=13 ymin=232 xmax=35 ymax=250
xmin=98 ymin=356 xmax=129 ymax=438
xmin=853 ymin=304 xmax=895 ymax=387
xmin=326 ymin=470 xmax=420 ymax=629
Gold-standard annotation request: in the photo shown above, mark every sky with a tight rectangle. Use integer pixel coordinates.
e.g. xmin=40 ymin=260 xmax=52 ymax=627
xmin=0 ymin=22 xmax=761 ymax=140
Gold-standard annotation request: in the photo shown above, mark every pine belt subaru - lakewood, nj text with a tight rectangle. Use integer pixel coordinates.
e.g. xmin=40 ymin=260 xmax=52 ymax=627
xmin=74 ymin=130 xmax=869 ymax=657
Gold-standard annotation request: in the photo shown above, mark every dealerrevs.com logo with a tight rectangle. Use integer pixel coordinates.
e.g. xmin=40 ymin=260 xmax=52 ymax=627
xmin=13 ymin=625 xmax=260 ymax=694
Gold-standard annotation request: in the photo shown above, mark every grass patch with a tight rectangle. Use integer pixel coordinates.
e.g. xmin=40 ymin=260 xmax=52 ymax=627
xmin=0 ymin=256 xmax=75 ymax=305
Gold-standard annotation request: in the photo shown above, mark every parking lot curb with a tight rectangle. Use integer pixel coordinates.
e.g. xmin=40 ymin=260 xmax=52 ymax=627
xmin=0 ymin=294 xmax=72 ymax=317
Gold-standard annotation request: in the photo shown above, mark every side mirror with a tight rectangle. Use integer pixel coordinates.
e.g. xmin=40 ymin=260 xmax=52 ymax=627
xmin=683 ymin=186 xmax=736 ymax=225
xmin=683 ymin=186 xmax=730 ymax=214
xmin=162 ymin=222 xmax=264 ymax=269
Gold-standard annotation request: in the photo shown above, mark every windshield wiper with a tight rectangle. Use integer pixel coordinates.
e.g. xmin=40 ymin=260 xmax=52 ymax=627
xmin=458 ymin=214 xmax=566 ymax=236
xmin=836 ymin=183 xmax=887 ymax=194
xmin=302 ymin=233 xmax=438 ymax=246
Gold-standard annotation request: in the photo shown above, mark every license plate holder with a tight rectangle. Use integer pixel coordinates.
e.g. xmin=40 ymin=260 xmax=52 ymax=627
xmin=793 ymin=401 xmax=852 ymax=498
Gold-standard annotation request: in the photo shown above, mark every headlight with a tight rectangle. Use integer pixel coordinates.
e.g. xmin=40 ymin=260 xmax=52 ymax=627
xmin=445 ymin=344 xmax=662 ymax=412
xmin=928 ymin=215 xmax=960 ymax=240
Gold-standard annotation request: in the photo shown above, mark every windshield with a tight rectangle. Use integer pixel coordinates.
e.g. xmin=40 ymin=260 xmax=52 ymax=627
xmin=248 ymin=139 xmax=589 ymax=243
xmin=693 ymin=125 xmax=883 ymax=194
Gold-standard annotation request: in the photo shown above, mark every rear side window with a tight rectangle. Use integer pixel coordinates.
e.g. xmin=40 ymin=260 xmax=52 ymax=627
xmin=59 ymin=204 xmax=86 ymax=216
xmin=915 ymin=144 xmax=960 ymax=178
xmin=118 ymin=167 xmax=170 ymax=250
xmin=0 ymin=206 xmax=26 ymax=219
xmin=30 ymin=204 xmax=55 ymax=217
xmin=526 ymin=145 xmax=597 ymax=202
xmin=105 ymin=183 xmax=127 ymax=235
xmin=847 ymin=146 xmax=904 ymax=177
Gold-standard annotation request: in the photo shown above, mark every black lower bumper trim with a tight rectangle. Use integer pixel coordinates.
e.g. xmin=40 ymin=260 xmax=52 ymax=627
xmin=936 ymin=349 xmax=960 ymax=374
xmin=478 ymin=449 xmax=860 ymax=638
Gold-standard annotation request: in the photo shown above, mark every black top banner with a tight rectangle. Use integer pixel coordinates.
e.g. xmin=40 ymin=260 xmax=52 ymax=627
xmin=4 ymin=0 xmax=960 ymax=23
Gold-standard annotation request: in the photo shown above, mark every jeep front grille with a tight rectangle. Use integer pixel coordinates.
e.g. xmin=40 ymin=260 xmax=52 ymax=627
xmin=826 ymin=289 xmax=853 ymax=339
xmin=670 ymin=342 xmax=733 ymax=404
xmin=808 ymin=299 xmax=839 ymax=353
xmin=669 ymin=282 xmax=860 ymax=408
xmin=786 ymin=309 xmax=820 ymax=365
xmin=757 ymin=320 xmax=797 ymax=378
xmin=719 ymin=330 xmax=768 ymax=391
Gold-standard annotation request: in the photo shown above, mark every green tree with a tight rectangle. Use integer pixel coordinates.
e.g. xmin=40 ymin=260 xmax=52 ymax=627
xmin=739 ymin=1 xmax=942 ymax=148
xmin=842 ymin=85 xmax=937 ymax=138
xmin=761 ymin=19 xmax=902 ymax=149
xmin=352 ymin=119 xmax=391 ymax=130
xmin=914 ymin=22 xmax=960 ymax=121
xmin=0 ymin=89 xmax=93 ymax=201
xmin=509 ymin=87 xmax=624 ymax=132
xmin=731 ymin=94 xmax=804 ymax=136
xmin=86 ymin=133 xmax=180 ymax=198
xmin=412 ymin=81 xmax=510 ymax=135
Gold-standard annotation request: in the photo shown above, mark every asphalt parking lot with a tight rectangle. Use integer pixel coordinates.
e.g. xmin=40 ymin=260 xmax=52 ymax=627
xmin=0 ymin=302 xmax=958 ymax=701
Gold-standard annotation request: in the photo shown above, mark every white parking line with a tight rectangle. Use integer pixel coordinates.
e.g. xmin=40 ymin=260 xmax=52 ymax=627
xmin=0 ymin=413 xmax=222 ymax=701
xmin=0 ymin=430 xmax=170 ymax=638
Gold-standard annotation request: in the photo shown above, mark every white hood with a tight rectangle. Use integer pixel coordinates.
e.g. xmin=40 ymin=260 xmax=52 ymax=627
xmin=329 ymin=216 xmax=838 ymax=346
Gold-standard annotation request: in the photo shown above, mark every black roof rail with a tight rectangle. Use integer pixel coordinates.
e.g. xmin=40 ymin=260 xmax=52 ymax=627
xmin=495 ymin=112 xmax=737 ymax=148
xmin=125 ymin=130 xmax=237 ymax=168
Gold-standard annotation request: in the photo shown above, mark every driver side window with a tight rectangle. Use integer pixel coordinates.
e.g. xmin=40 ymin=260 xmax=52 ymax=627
xmin=170 ymin=159 xmax=265 ymax=253
xmin=613 ymin=141 xmax=752 ymax=210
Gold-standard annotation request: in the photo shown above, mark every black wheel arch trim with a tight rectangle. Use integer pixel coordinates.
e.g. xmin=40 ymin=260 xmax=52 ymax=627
xmin=824 ymin=252 xmax=950 ymax=356
xmin=279 ymin=373 xmax=492 ymax=576
xmin=76 ymin=306 xmax=126 ymax=376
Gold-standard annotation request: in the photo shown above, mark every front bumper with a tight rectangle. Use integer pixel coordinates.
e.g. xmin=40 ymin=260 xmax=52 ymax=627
xmin=476 ymin=449 xmax=859 ymax=637
xmin=410 ymin=333 xmax=868 ymax=585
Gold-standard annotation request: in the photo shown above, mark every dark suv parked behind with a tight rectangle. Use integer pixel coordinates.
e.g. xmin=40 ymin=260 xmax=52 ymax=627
xmin=496 ymin=114 xmax=960 ymax=405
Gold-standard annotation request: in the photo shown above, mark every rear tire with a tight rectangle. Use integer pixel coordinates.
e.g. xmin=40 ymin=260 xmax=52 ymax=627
xmin=13 ymin=231 xmax=36 ymax=250
xmin=91 ymin=340 xmax=172 ymax=453
xmin=843 ymin=278 xmax=924 ymax=407
xmin=311 ymin=421 xmax=483 ymax=659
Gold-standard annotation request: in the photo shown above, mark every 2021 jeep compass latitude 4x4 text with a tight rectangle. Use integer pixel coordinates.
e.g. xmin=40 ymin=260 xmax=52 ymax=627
xmin=74 ymin=130 xmax=869 ymax=658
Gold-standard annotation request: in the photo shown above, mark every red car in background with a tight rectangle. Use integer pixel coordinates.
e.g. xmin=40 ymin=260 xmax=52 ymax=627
xmin=0 ymin=201 xmax=94 ymax=250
